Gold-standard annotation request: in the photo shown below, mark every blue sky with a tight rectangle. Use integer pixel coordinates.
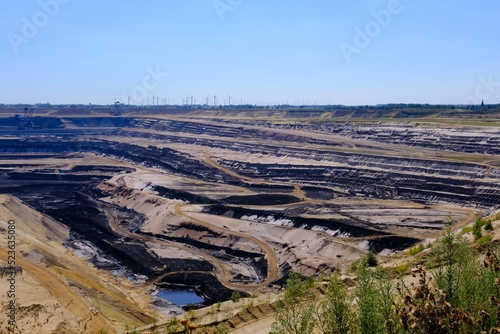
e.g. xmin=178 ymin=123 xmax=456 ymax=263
xmin=1 ymin=0 xmax=499 ymax=106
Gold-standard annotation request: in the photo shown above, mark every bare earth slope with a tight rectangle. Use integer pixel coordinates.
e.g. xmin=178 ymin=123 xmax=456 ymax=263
xmin=0 ymin=195 xmax=152 ymax=333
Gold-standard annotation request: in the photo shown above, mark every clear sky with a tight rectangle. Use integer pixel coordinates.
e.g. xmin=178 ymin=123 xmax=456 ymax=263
xmin=1 ymin=0 xmax=499 ymax=106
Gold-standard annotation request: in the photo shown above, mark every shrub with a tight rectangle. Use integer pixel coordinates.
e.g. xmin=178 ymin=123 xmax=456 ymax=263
xmin=365 ymin=250 xmax=378 ymax=267
xmin=396 ymin=266 xmax=476 ymax=333
xmin=484 ymin=220 xmax=493 ymax=231
xmin=473 ymin=215 xmax=492 ymax=237
xmin=231 ymin=291 xmax=241 ymax=303
xmin=473 ymin=220 xmax=483 ymax=240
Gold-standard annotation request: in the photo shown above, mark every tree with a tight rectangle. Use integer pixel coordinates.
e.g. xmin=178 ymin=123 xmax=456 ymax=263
xmin=270 ymin=272 xmax=316 ymax=334
xmin=426 ymin=218 xmax=500 ymax=332
xmin=355 ymin=260 xmax=388 ymax=334
xmin=429 ymin=217 xmax=471 ymax=306
xmin=315 ymin=274 xmax=354 ymax=334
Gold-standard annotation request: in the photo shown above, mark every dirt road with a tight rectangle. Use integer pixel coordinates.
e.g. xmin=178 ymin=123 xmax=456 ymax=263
xmin=92 ymin=195 xmax=278 ymax=293
xmin=230 ymin=316 xmax=275 ymax=334
xmin=174 ymin=203 xmax=280 ymax=288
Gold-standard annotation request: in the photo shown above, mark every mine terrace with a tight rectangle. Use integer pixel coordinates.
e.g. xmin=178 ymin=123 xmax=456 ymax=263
xmin=0 ymin=104 xmax=499 ymax=318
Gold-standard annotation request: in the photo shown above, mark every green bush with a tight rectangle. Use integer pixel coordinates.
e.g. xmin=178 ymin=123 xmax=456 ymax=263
xmin=231 ymin=291 xmax=241 ymax=303
xmin=484 ymin=220 xmax=493 ymax=231
xmin=365 ymin=251 xmax=378 ymax=267
xmin=473 ymin=220 xmax=483 ymax=240
xmin=472 ymin=215 xmax=494 ymax=241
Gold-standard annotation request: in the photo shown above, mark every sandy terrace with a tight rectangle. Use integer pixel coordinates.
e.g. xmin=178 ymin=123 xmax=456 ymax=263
xmin=0 ymin=195 xmax=154 ymax=333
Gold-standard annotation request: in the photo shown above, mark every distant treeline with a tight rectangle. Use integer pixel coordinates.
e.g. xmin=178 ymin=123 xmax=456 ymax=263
xmin=1 ymin=103 xmax=499 ymax=110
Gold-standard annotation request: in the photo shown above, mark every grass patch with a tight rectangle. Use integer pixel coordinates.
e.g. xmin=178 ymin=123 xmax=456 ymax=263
xmin=408 ymin=244 xmax=425 ymax=256
xmin=477 ymin=235 xmax=492 ymax=245
xmin=347 ymin=259 xmax=360 ymax=273
xmin=461 ymin=226 xmax=473 ymax=234
xmin=395 ymin=264 xmax=408 ymax=275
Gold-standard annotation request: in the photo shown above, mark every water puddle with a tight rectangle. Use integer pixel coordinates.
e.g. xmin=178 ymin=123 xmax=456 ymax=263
xmin=156 ymin=288 xmax=204 ymax=305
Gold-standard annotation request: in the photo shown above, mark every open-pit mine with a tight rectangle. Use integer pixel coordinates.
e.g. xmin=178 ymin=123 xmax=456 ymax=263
xmin=0 ymin=106 xmax=499 ymax=332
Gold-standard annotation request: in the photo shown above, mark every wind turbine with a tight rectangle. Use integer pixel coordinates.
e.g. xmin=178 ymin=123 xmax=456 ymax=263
xmin=205 ymin=95 xmax=210 ymax=105
xmin=228 ymin=94 xmax=233 ymax=106
xmin=213 ymin=94 xmax=217 ymax=107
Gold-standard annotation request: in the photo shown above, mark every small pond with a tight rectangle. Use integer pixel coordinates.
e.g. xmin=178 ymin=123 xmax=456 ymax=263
xmin=156 ymin=288 xmax=204 ymax=305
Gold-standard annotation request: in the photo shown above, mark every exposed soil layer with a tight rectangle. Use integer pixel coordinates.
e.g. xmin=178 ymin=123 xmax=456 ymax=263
xmin=368 ymin=236 xmax=421 ymax=253
xmin=204 ymin=204 xmax=388 ymax=238
xmin=243 ymin=183 xmax=295 ymax=193
xmin=0 ymin=177 xmax=234 ymax=302
xmin=221 ymin=194 xmax=301 ymax=205
xmin=0 ymin=116 xmax=64 ymax=128
xmin=139 ymin=226 xmax=269 ymax=282
xmin=223 ymin=117 xmax=500 ymax=155
xmin=302 ymin=186 xmax=338 ymax=200
xmin=154 ymin=185 xmax=218 ymax=204
xmin=4 ymin=121 xmax=495 ymax=208
xmin=3 ymin=184 xmax=161 ymax=275
xmin=217 ymin=159 xmax=500 ymax=208
xmin=0 ymin=112 xmax=497 ymax=317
